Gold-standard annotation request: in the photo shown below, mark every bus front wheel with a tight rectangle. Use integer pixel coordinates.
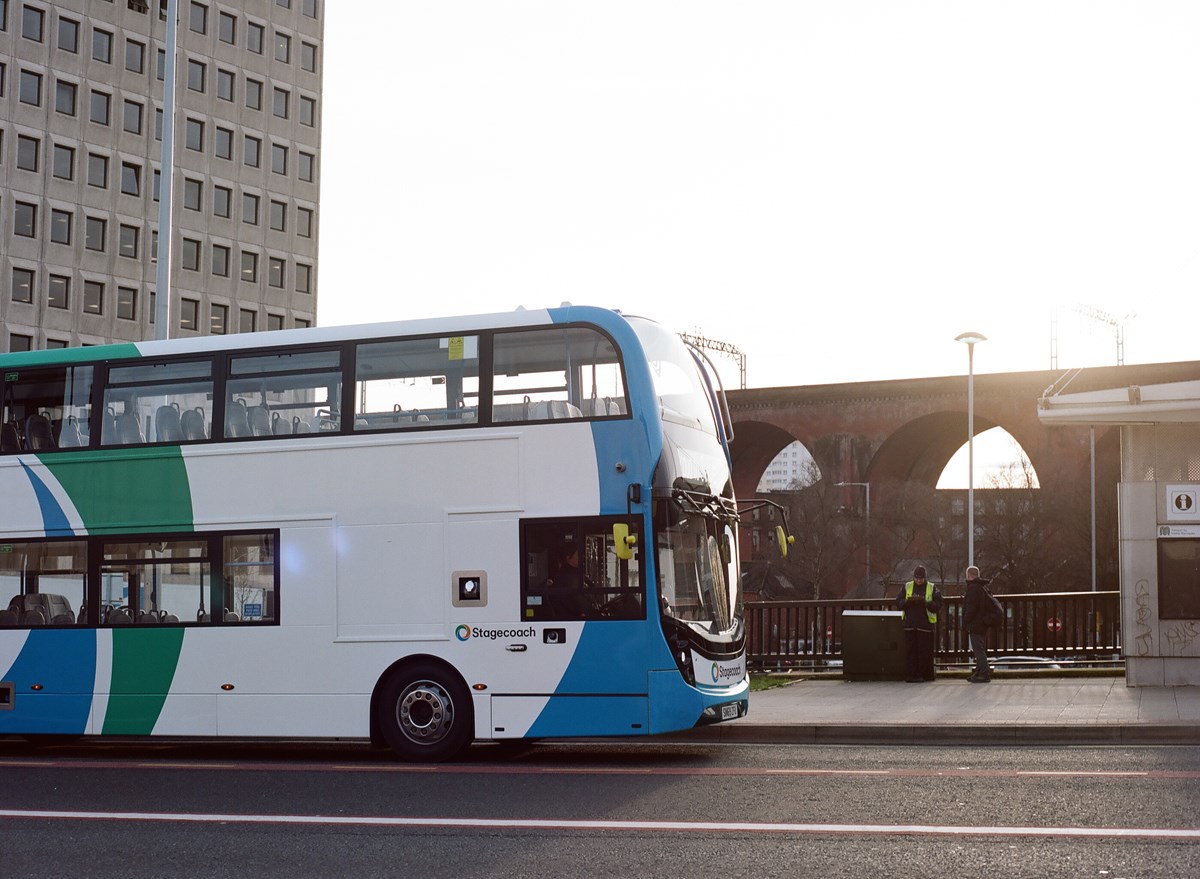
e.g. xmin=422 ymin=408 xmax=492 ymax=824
xmin=377 ymin=661 xmax=473 ymax=762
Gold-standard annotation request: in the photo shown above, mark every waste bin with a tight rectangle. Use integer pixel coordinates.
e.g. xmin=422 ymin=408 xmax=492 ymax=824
xmin=841 ymin=610 xmax=907 ymax=680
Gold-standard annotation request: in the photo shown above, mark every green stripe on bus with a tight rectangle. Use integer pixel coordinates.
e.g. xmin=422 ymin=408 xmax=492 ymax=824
xmin=0 ymin=344 xmax=141 ymax=369
xmin=102 ymin=628 xmax=187 ymax=735
xmin=40 ymin=447 xmax=195 ymax=534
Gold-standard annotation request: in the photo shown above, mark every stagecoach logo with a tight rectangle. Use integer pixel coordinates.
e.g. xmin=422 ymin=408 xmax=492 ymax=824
xmin=455 ymin=625 xmax=536 ymax=642
xmin=710 ymin=662 xmax=744 ymax=684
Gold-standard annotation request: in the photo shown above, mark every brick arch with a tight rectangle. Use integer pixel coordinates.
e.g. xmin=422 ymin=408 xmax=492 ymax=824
xmin=868 ymin=410 xmax=999 ymax=487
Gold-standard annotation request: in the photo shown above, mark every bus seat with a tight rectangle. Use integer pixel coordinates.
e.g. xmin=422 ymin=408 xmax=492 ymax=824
xmin=248 ymin=405 xmax=271 ymax=436
xmin=25 ymin=413 xmax=56 ymax=449
xmin=116 ymin=409 xmax=145 ymax=444
xmin=532 ymin=400 xmax=582 ymax=420
xmin=107 ymin=608 xmax=132 ymax=625
xmin=292 ymin=416 xmax=312 ymax=434
xmin=101 ymin=407 xmax=120 ymax=444
xmin=223 ymin=610 xmax=241 ymax=622
xmin=0 ymin=608 xmax=18 ymax=626
xmin=58 ymin=415 xmax=85 ymax=447
xmin=225 ymin=400 xmax=251 ymax=437
xmin=156 ymin=403 xmax=183 ymax=442
xmin=180 ymin=407 xmax=208 ymax=440
xmin=137 ymin=611 xmax=160 ymax=624
xmin=271 ymin=412 xmax=292 ymax=435
xmin=21 ymin=609 xmax=47 ymax=626
xmin=1 ymin=421 xmax=22 ymax=452
xmin=162 ymin=613 xmax=180 ymax=624
xmin=52 ymin=613 xmax=75 ymax=625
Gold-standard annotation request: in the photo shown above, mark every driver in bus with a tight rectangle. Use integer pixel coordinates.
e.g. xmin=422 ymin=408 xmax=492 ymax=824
xmin=548 ymin=542 xmax=589 ymax=619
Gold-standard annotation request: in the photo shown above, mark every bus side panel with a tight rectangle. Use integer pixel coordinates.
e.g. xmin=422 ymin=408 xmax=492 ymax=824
xmin=0 ymin=629 xmax=95 ymax=735
xmin=497 ymin=695 xmax=649 ymax=738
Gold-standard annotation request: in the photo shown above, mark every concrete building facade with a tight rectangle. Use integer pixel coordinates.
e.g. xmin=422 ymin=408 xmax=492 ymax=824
xmin=1 ymin=0 xmax=322 ymax=351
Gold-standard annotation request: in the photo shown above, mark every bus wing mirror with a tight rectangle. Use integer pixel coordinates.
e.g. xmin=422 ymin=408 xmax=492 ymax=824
xmin=613 ymin=523 xmax=637 ymax=560
xmin=775 ymin=526 xmax=794 ymax=559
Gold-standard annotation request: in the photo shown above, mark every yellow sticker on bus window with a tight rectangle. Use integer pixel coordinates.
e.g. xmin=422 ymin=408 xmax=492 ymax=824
xmin=448 ymin=337 xmax=465 ymax=361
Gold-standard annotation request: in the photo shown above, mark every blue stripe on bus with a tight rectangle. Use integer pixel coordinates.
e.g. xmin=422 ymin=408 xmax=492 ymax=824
xmin=0 ymin=630 xmax=95 ymax=735
xmin=20 ymin=461 xmax=75 ymax=536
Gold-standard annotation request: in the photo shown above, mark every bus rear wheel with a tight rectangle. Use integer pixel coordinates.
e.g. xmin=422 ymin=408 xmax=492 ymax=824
xmin=377 ymin=662 xmax=473 ymax=762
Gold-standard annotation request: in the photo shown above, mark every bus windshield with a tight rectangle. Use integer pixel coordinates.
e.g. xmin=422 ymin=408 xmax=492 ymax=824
xmin=628 ymin=318 xmax=717 ymax=434
xmin=656 ymin=495 xmax=742 ymax=634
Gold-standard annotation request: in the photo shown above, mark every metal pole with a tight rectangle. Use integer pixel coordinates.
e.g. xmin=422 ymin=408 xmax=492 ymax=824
xmin=1090 ymin=425 xmax=1097 ymax=591
xmin=864 ymin=484 xmax=871 ymax=590
xmin=967 ymin=342 xmax=975 ymax=568
xmin=154 ymin=0 xmax=178 ymax=340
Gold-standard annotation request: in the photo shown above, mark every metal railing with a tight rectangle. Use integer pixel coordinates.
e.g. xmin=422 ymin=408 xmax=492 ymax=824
xmin=746 ymin=591 xmax=1122 ymax=671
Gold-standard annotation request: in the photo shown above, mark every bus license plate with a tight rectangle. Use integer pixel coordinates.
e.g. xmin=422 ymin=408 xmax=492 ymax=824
xmin=721 ymin=704 xmax=738 ymax=721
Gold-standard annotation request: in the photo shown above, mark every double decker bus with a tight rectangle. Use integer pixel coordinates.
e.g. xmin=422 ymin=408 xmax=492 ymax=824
xmin=0 ymin=305 xmax=749 ymax=759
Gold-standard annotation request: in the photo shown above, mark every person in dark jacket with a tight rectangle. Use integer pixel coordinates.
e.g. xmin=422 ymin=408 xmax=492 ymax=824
xmin=895 ymin=565 xmax=942 ymax=682
xmin=961 ymin=565 xmax=993 ymax=683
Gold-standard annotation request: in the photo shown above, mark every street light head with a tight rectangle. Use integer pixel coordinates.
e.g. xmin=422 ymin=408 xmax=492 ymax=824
xmin=955 ymin=331 xmax=987 ymax=346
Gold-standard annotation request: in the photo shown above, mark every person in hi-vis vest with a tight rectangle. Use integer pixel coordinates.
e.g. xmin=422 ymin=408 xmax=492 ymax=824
xmin=895 ymin=565 xmax=942 ymax=682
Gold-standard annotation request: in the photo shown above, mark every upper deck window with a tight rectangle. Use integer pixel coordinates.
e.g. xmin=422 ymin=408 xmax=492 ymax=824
xmin=102 ymin=360 xmax=214 ymax=446
xmin=2 ymin=365 xmax=95 ymax=452
xmin=226 ymin=349 xmax=341 ymax=437
xmin=355 ymin=336 xmax=480 ymax=431
xmin=492 ymin=326 xmax=626 ymax=422
xmin=628 ymin=318 xmax=717 ymax=434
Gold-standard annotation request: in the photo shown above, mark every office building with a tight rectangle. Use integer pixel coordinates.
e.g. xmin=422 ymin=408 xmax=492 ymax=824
xmin=1 ymin=0 xmax=322 ymax=351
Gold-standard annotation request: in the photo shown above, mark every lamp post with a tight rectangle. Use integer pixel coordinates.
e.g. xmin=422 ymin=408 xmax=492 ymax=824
xmin=835 ymin=481 xmax=870 ymax=592
xmin=154 ymin=0 xmax=179 ymax=340
xmin=955 ymin=332 xmax=987 ymax=568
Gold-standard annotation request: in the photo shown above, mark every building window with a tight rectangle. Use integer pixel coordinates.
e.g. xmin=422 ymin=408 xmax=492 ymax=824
xmin=274 ymin=31 xmax=290 ymax=63
xmin=48 ymin=275 xmax=70 ymax=309
xmin=9 ymin=335 xmax=35 ymax=354
xmin=212 ymin=244 xmax=230 ymax=276
xmin=296 ymin=207 xmax=313 ymax=238
xmin=12 ymin=268 xmax=35 ymax=304
xmin=211 ymin=304 xmax=228 ymax=335
xmin=21 ymin=5 xmax=43 ymax=41
xmin=46 ymin=339 xmax=69 ymax=350
xmin=93 ymin=29 xmax=112 ymax=63
xmin=244 ymin=135 xmax=260 ymax=168
xmin=298 ymin=151 xmax=314 ymax=182
xmin=58 ymin=18 xmax=80 ymax=53
xmin=241 ymin=251 xmax=258 ymax=283
xmin=242 ymin=193 xmax=259 ymax=225
xmin=17 ymin=135 xmax=39 ymax=171
xmin=276 ymin=0 xmax=291 ymax=9
xmin=180 ymin=298 xmax=199 ymax=331
xmin=84 ymin=280 xmax=104 ymax=315
xmin=153 ymin=169 xmax=161 ymax=202
xmin=299 ymin=95 xmax=315 ymax=127
xmin=268 ymin=258 xmax=285 ymax=288
xmin=239 ymin=309 xmax=256 ymax=334
xmin=55 ymin=79 xmax=77 ymax=115
xmin=181 ymin=238 xmax=201 ymax=271
xmin=119 ymin=224 xmax=139 ymax=258
xmin=86 ymin=217 xmax=106 ymax=251
xmin=218 ymin=10 xmax=236 ymax=43
xmin=52 ymin=144 xmax=74 ymax=180
xmin=216 ymin=68 xmax=233 ymax=101
xmin=295 ymin=318 xmax=311 ymax=330
xmin=267 ymin=313 xmax=284 ymax=332
xmin=155 ymin=107 xmax=163 ymax=140
xmin=50 ymin=209 xmax=72 ymax=244
xmin=19 ymin=69 xmax=42 ymax=106
xmin=189 ymin=2 xmax=207 ymax=34
xmin=123 ymin=99 xmax=143 ymax=134
xmin=269 ymin=200 xmax=286 ymax=231
xmin=245 ymin=77 xmax=262 ymax=109
xmin=187 ymin=59 xmax=206 ymax=92
xmin=272 ymin=87 xmax=288 ymax=119
xmin=301 ymin=41 xmax=317 ymax=73
xmin=117 ymin=286 xmax=138 ymax=321
xmin=296 ymin=263 xmax=312 ymax=294
xmin=185 ymin=117 xmax=203 ymax=151
xmin=14 ymin=201 xmax=36 ymax=237
xmin=125 ymin=39 xmax=145 ymax=73
xmin=90 ymin=90 xmax=110 ymax=125
xmin=271 ymin=143 xmax=287 ymax=175
xmin=303 ymin=0 xmax=318 ymax=17
xmin=247 ymin=21 xmax=263 ymax=54
xmin=121 ymin=162 xmax=141 ymax=196
xmin=213 ymin=185 xmax=231 ymax=218
xmin=214 ymin=126 xmax=233 ymax=160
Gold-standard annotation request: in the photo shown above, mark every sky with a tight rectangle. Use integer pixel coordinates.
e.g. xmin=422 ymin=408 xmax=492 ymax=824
xmin=317 ymin=2 xmax=1200 ymax=397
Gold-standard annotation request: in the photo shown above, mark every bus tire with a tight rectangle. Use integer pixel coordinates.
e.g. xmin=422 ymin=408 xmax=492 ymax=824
xmin=376 ymin=661 xmax=473 ymax=762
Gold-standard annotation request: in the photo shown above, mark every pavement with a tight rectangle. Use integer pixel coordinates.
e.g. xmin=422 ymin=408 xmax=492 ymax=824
xmin=682 ymin=673 xmax=1200 ymax=746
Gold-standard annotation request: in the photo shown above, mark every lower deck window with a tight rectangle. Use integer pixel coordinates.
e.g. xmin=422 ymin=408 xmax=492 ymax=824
xmin=521 ymin=518 xmax=644 ymax=622
xmin=0 ymin=531 xmax=278 ymax=627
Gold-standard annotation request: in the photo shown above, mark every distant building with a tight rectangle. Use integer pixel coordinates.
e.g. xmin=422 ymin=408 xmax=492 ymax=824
xmin=756 ymin=440 xmax=814 ymax=492
xmin=2 ymin=0 xmax=323 ymax=351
